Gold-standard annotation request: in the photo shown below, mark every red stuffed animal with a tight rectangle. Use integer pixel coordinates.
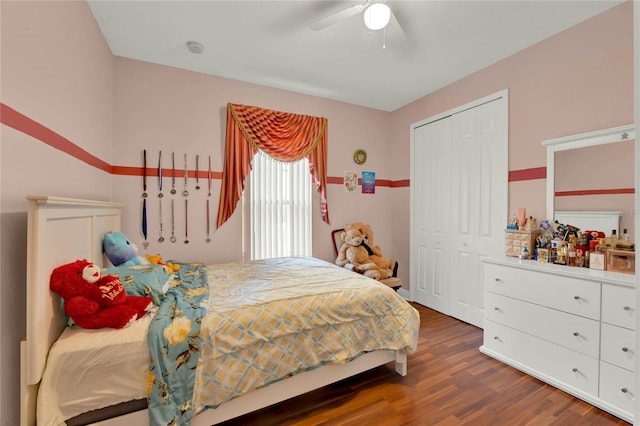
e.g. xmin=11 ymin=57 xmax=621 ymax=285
xmin=50 ymin=259 xmax=153 ymax=329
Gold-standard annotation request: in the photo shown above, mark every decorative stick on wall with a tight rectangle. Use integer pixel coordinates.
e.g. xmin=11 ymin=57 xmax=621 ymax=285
xmin=206 ymin=199 xmax=211 ymax=243
xmin=183 ymin=153 xmax=189 ymax=197
xmin=158 ymin=198 xmax=165 ymax=243
xmin=142 ymin=198 xmax=149 ymax=249
xmin=184 ymin=199 xmax=189 ymax=244
xmin=171 ymin=152 xmax=177 ymax=195
xmin=207 ymin=155 xmax=212 ymax=197
xmin=158 ymin=150 xmax=163 ymax=198
xmin=170 ymin=199 xmax=177 ymax=243
xmin=142 ymin=149 xmax=148 ymax=198
xmin=195 ymin=154 xmax=201 ymax=190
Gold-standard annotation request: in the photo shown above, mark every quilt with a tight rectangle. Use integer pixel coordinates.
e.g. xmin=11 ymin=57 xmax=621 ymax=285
xmin=147 ymin=262 xmax=209 ymax=426
xmin=191 ymin=257 xmax=420 ymax=418
xmin=146 ymin=257 xmax=419 ymax=425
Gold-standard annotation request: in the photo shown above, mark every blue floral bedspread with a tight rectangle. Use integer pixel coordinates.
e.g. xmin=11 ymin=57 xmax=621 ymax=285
xmin=147 ymin=262 xmax=209 ymax=426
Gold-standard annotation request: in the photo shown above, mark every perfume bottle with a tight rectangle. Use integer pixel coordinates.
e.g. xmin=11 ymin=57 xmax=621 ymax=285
xmin=609 ymin=229 xmax=618 ymax=248
xmin=567 ymin=243 xmax=576 ymax=267
xmin=622 ymin=228 xmax=631 ymax=242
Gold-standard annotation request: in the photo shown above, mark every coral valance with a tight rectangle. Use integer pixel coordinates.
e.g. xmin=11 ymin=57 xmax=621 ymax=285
xmin=216 ymin=102 xmax=329 ymax=229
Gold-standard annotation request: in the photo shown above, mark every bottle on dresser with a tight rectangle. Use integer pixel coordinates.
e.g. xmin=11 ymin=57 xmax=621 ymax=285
xmin=609 ymin=229 xmax=618 ymax=248
xmin=596 ymin=238 xmax=608 ymax=254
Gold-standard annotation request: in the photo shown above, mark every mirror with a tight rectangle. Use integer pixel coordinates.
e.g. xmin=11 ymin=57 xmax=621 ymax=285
xmin=543 ymin=124 xmax=636 ymax=236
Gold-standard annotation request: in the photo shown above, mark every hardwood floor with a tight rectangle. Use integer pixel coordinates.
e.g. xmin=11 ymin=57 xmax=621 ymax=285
xmin=219 ymin=303 xmax=629 ymax=426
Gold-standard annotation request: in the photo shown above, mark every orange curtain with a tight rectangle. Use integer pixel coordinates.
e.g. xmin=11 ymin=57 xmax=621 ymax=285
xmin=216 ymin=102 xmax=329 ymax=229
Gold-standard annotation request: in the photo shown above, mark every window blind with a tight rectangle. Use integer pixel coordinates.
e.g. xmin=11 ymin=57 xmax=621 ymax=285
xmin=250 ymin=151 xmax=312 ymax=259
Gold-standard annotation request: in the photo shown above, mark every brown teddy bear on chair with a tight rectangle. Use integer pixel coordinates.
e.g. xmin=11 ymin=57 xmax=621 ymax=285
xmin=345 ymin=222 xmax=398 ymax=277
xmin=335 ymin=228 xmax=393 ymax=281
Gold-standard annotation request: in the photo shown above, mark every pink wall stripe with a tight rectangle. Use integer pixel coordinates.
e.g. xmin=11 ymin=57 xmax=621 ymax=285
xmin=556 ymin=188 xmax=635 ymax=197
xmin=2 ymin=102 xmax=564 ymax=188
xmin=1 ymin=103 xmax=112 ymax=173
xmin=509 ymin=167 xmax=546 ymax=182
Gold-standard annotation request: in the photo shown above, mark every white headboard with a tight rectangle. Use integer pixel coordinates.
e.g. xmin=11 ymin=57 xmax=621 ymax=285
xmin=554 ymin=210 xmax=621 ymax=235
xmin=24 ymin=196 xmax=124 ymax=387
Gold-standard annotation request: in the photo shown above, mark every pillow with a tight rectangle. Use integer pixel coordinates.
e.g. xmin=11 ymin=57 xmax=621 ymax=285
xmin=102 ymin=264 xmax=172 ymax=305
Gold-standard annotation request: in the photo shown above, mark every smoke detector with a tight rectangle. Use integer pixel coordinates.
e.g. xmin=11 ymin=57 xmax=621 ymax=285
xmin=186 ymin=41 xmax=204 ymax=54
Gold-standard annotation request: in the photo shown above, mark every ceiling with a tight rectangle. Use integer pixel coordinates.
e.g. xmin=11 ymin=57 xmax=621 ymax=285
xmin=87 ymin=0 xmax=623 ymax=112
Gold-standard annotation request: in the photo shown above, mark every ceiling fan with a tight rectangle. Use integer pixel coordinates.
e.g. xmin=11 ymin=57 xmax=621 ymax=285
xmin=309 ymin=0 xmax=405 ymax=45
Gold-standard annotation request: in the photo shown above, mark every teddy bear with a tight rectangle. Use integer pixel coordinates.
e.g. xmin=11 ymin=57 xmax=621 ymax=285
xmin=103 ymin=231 xmax=150 ymax=267
xmin=49 ymin=259 xmax=153 ymax=329
xmin=345 ymin=222 xmax=398 ymax=277
xmin=335 ymin=228 xmax=393 ymax=280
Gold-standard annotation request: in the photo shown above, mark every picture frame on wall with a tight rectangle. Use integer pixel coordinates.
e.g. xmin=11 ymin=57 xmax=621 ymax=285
xmin=361 ymin=171 xmax=375 ymax=194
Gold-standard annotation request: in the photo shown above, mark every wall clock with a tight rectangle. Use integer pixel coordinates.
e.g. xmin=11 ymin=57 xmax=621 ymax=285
xmin=353 ymin=149 xmax=367 ymax=165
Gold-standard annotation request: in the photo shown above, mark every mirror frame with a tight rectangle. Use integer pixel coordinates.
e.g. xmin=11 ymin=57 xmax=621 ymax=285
xmin=542 ymin=124 xmax=636 ymax=220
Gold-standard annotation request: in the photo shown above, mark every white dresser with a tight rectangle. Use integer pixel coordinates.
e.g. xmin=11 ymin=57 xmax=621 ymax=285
xmin=480 ymin=256 xmax=636 ymax=422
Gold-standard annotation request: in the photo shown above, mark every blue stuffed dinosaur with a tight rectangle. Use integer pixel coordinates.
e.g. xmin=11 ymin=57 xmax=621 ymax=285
xmin=103 ymin=231 xmax=150 ymax=267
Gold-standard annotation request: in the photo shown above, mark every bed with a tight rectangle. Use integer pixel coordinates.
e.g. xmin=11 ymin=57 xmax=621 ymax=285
xmin=20 ymin=196 xmax=420 ymax=426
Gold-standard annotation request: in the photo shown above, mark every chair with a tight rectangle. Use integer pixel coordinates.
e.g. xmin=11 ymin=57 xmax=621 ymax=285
xmin=331 ymin=228 xmax=402 ymax=291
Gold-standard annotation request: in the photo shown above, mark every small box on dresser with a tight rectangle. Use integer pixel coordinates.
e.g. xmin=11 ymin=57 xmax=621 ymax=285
xmin=606 ymin=249 xmax=635 ymax=274
xmin=504 ymin=230 xmax=539 ymax=257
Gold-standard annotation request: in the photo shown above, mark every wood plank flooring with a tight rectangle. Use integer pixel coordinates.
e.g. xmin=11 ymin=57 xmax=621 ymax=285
xmin=219 ymin=303 xmax=629 ymax=426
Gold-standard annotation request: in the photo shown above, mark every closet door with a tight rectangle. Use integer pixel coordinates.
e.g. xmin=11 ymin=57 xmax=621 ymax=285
xmin=449 ymin=98 xmax=508 ymax=327
xmin=411 ymin=92 xmax=507 ymax=328
xmin=411 ymin=117 xmax=452 ymax=313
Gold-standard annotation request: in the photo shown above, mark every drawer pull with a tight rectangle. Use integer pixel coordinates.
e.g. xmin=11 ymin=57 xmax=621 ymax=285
xmin=572 ymin=332 xmax=579 ymax=337
xmin=574 ymin=296 xmax=580 ymax=300
xmin=572 ymin=368 xmax=578 ymax=373
xmin=621 ymin=388 xmax=629 ymax=394
xmin=622 ymin=347 xmax=630 ymax=352
xmin=494 ymin=307 xmax=500 ymax=311
xmin=623 ymin=306 xmax=631 ymax=311
xmin=494 ymin=278 xmax=502 ymax=282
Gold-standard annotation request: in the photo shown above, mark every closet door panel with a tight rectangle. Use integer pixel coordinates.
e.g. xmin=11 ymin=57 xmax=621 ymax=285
xmin=412 ymin=117 xmax=452 ymax=313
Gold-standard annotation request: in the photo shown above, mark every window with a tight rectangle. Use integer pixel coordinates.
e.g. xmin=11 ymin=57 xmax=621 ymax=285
xmin=249 ymin=151 xmax=312 ymax=259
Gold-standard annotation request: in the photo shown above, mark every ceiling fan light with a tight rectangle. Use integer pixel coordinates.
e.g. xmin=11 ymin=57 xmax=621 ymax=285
xmin=363 ymin=3 xmax=391 ymax=31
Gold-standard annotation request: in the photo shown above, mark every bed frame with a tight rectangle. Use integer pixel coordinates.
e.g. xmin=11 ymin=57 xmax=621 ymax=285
xmin=20 ymin=196 xmax=408 ymax=426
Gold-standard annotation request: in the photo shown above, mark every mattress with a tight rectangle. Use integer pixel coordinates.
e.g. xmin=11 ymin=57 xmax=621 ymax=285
xmin=37 ymin=257 xmax=419 ymax=425
xmin=37 ymin=311 xmax=152 ymax=425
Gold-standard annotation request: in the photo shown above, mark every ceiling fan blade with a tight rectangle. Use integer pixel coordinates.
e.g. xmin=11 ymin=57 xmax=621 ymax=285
xmin=384 ymin=9 xmax=406 ymax=44
xmin=309 ymin=3 xmax=367 ymax=31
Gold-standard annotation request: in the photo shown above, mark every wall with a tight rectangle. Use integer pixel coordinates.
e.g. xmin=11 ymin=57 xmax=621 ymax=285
xmin=0 ymin=2 xmax=114 ymax=424
xmin=389 ymin=2 xmax=634 ymax=289
xmin=0 ymin=1 xmax=634 ymax=424
xmin=112 ymin=58 xmax=394 ymax=266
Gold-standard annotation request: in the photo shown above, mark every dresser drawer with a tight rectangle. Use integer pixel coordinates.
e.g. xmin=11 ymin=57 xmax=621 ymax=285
xmin=484 ymin=264 xmax=600 ymax=320
xmin=602 ymin=284 xmax=636 ymax=330
xmin=484 ymin=320 xmax=599 ymax=396
xmin=486 ymin=292 xmax=599 ymax=358
xmin=601 ymin=323 xmax=635 ymax=371
xmin=599 ymin=361 xmax=635 ymax=416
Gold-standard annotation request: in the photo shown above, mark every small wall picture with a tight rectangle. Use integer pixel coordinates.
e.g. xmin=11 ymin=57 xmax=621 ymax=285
xmin=590 ymin=252 xmax=605 ymax=270
xmin=344 ymin=171 xmax=358 ymax=193
xmin=361 ymin=171 xmax=375 ymax=194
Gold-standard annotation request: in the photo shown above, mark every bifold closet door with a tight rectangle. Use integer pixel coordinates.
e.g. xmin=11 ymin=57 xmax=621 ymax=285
xmin=449 ymin=98 xmax=508 ymax=327
xmin=412 ymin=117 xmax=452 ymax=314
xmin=411 ymin=95 xmax=507 ymax=328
